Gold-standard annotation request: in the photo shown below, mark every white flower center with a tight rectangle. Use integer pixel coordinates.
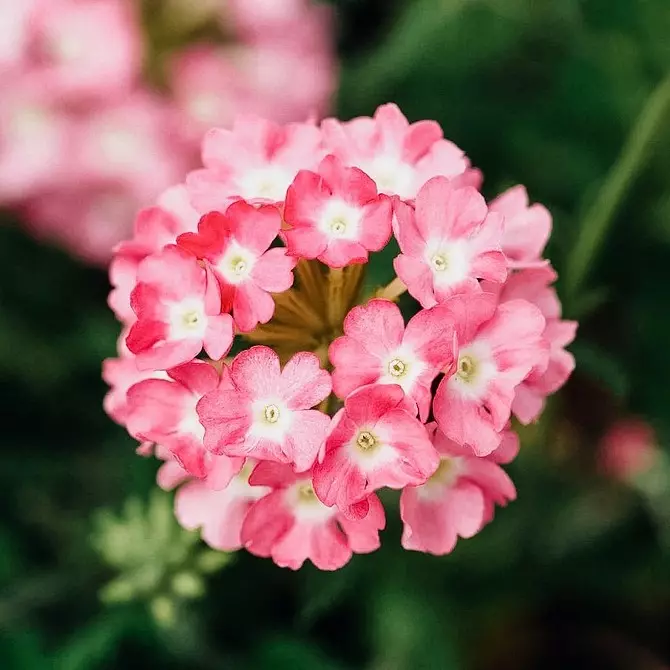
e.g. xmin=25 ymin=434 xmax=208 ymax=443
xmin=218 ymin=242 xmax=255 ymax=284
xmin=424 ymin=239 xmax=470 ymax=288
xmin=418 ymin=456 xmax=463 ymax=500
xmin=289 ymin=479 xmax=335 ymax=523
xmin=448 ymin=341 xmax=497 ymax=401
xmin=363 ymin=156 xmax=416 ymax=199
xmin=319 ymin=199 xmax=362 ymax=241
xmin=169 ymin=299 xmax=207 ymax=340
xmin=237 ymin=165 xmax=293 ymax=202
xmin=250 ymin=399 xmax=292 ymax=441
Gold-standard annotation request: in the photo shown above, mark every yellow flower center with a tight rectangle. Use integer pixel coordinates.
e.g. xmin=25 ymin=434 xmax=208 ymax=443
xmin=182 ymin=310 xmax=201 ymax=329
xmin=431 ymin=254 xmax=447 ymax=271
xmin=330 ymin=217 xmax=347 ymax=235
xmin=388 ymin=358 xmax=406 ymax=377
xmin=231 ymin=257 xmax=247 ymax=275
xmin=457 ymin=354 xmax=477 ymax=382
xmin=263 ymin=404 xmax=280 ymax=423
xmin=428 ymin=457 xmax=457 ymax=486
xmin=356 ymin=430 xmax=377 ymax=452
xmin=297 ymin=482 xmax=317 ymax=502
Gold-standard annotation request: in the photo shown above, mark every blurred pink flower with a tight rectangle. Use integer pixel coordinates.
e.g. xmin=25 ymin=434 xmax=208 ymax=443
xmin=599 ymin=419 xmax=659 ymax=481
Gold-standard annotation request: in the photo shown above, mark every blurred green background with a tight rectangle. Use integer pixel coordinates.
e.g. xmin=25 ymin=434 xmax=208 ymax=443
xmin=2 ymin=0 xmax=670 ymax=667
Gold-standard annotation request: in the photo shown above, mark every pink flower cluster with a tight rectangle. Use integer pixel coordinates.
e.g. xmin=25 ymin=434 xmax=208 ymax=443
xmin=0 ymin=0 xmax=335 ymax=264
xmin=104 ymin=103 xmax=577 ymax=570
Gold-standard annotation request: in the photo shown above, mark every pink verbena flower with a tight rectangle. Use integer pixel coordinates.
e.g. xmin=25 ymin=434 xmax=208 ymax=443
xmin=109 ymin=205 xmax=197 ymax=323
xmin=490 ymin=185 xmax=552 ymax=268
xmin=177 ymin=201 xmax=295 ymax=332
xmin=321 ymin=103 xmax=470 ymax=200
xmin=186 ymin=116 xmax=323 ymax=213
xmin=433 ymin=292 xmax=548 ymax=456
xmin=175 ymin=459 xmax=270 ymax=551
xmin=102 ymin=347 xmax=168 ymax=428
xmin=400 ymin=423 xmax=516 ymax=555
xmin=487 ymin=266 xmax=577 ymax=424
xmin=0 ymin=79 xmax=72 ymax=202
xmin=283 ymin=155 xmax=393 ymax=267
xmin=197 ymin=346 xmax=332 ymax=472
xmin=241 ymin=461 xmax=385 ymax=570
xmin=313 ymin=384 xmax=439 ymax=517
xmin=126 ymin=245 xmax=234 ymax=370
xmin=329 ymin=299 xmax=456 ymax=420
xmin=28 ymin=0 xmax=143 ymax=101
xmin=0 ymin=0 xmax=36 ymax=73
xmin=599 ymin=419 xmax=659 ymax=482
xmin=168 ymin=45 xmax=240 ymax=142
xmin=125 ymin=361 xmax=244 ymax=484
xmin=393 ymin=176 xmax=507 ymax=307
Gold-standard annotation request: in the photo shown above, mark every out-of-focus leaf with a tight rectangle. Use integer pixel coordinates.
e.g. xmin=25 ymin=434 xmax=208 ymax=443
xmin=571 ymin=340 xmax=629 ymax=398
xmin=252 ymin=636 xmax=345 ymax=670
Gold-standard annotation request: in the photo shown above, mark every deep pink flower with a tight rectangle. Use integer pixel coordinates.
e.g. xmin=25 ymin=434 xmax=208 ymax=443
xmin=175 ymin=459 xmax=270 ymax=551
xmin=125 ymin=361 xmax=244 ymax=483
xmin=313 ymin=384 xmax=439 ymax=517
xmin=197 ymin=346 xmax=332 ymax=472
xmin=400 ymin=424 xmax=516 ymax=555
xmin=490 ymin=185 xmax=551 ymax=268
xmin=109 ymin=205 xmax=197 ymax=323
xmin=186 ymin=116 xmax=323 ymax=213
xmin=321 ymin=103 xmax=469 ymax=200
xmin=102 ymin=349 xmax=168 ymax=428
xmin=141 ymin=443 xmax=192 ymax=492
xmin=126 ymin=245 xmax=233 ymax=370
xmin=433 ymin=292 xmax=548 ymax=456
xmin=599 ymin=419 xmax=659 ymax=482
xmin=177 ymin=201 xmax=296 ymax=332
xmin=282 ymin=155 xmax=393 ymax=267
xmin=329 ymin=299 xmax=456 ymax=420
xmin=29 ymin=0 xmax=143 ymax=101
xmin=393 ymin=176 xmax=507 ymax=307
xmin=487 ymin=267 xmax=577 ymax=424
xmin=241 ymin=461 xmax=385 ymax=570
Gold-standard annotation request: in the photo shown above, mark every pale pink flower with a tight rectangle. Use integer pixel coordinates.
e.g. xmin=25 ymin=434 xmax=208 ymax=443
xmin=599 ymin=419 xmax=659 ymax=482
xmin=241 ymin=461 xmax=385 ymax=570
xmin=433 ymin=292 xmax=547 ymax=456
xmin=177 ymin=201 xmax=296 ymax=332
xmin=72 ymin=93 xmax=187 ymax=203
xmin=329 ymin=299 xmax=456 ymax=420
xmin=168 ymin=45 xmax=240 ymax=143
xmin=28 ymin=0 xmax=143 ymax=101
xmin=126 ymin=361 xmax=244 ymax=483
xmin=486 ymin=267 xmax=577 ymax=424
xmin=400 ymin=424 xmax=516 ymax=555
xmin=0 ymin=0 xmax=36 ymax=73
xmin=313 ymin=384 xmax=439 ymax=517
xmin=197 ymin=346 xmax=332 ymax=472
xmin=322 ymin=103 xmax=469 ymax=200
xmin=176 ymin=459 xmax=270 ymax=551
xmin=282 ymin=155 xmax=393 ymax=267
xmin=490 ymin=185 xmax=552 ymax=268
xmin=126 ymin=245 xmax=234 ymax=370
xmin=393 ymin=176 xmax=507 ymax=307
xmin=186 ymin=116 xmax=323 ymax=213
xmin=0 ymin=79 xmax=72 ymax=202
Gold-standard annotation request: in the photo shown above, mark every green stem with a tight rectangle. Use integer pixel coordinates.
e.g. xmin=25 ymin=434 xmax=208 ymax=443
xmin=565 ymin=72 xmax=670 ymax=311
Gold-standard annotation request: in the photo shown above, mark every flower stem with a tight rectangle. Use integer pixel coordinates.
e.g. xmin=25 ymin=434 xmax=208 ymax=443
xmin=377 ymin=277 xmax=407 ymax=302
xmin=564 ymin=72 xmax=670 ymax=312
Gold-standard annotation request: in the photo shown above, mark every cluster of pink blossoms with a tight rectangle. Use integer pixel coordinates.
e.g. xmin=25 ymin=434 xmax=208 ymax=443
xmin=104 ymin=103 xmax=578 ymax=570
xmin=0 ymin=0 xmax=334 ymax=263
